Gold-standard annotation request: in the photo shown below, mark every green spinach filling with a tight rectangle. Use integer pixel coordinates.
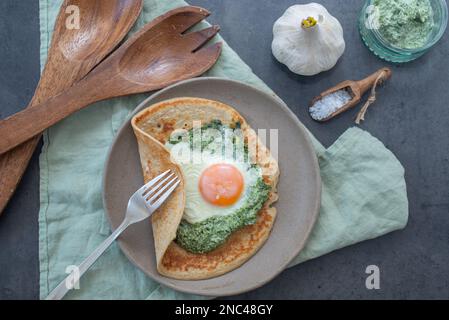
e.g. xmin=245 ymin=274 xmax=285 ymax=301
xmin=176 ymin=178 xmax=271 ymax=254
xmin=170 ymin=120 xmax=271 ymax=254
xmin=169 ymin=119 xmax=247 ymax=156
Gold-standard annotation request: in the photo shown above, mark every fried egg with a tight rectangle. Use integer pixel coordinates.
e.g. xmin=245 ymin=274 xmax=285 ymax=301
xmin=166 ymin=141 xmax=262 ymax=224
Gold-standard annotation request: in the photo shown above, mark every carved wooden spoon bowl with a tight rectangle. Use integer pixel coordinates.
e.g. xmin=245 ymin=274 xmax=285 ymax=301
xmin=0 ymin=6 xmax=222 ymax=155
xmin=0 ymin=0 xmax=143 ymax=213
xmin=58 ymin=0 xmax=144 ymax=62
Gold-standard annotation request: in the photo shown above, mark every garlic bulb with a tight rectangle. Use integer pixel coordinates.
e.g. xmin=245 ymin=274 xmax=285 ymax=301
xmin=272 ymin=3 xmax=345 ymax=76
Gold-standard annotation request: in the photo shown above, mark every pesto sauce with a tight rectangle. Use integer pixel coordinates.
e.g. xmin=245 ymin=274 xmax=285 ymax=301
xmin=176 ymin=178 xmax=271 ymax=254
xmin=374 ymin=0 xmax=433 ymax=49
xmin=171 ymin=120 xmax=271 ymax=254
xmin=169 ymin=119 xmax=225 ymax=149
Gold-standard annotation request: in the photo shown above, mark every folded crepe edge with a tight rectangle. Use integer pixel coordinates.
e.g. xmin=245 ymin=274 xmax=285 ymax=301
xmin=131 ymin=115 xmax=186 ymax=271
xmin=131 ymin=97 xmax=279 ymax=280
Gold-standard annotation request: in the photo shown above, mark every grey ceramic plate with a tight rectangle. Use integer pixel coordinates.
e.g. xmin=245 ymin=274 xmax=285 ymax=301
xmin=103 ymin=77 xmax=321 ymax=297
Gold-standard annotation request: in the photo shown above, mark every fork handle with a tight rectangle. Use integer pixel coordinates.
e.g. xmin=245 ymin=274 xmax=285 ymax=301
xmin=45 ymin=219 xmax=130 ymax=300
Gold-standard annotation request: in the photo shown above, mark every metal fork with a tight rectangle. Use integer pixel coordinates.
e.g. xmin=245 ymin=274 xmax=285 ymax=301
xmin=46 ymin=170 xmax=180 ymax=300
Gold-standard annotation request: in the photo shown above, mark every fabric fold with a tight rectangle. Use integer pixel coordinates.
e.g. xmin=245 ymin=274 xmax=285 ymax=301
xmin=38 ymin=0 xmax=408 ymax=300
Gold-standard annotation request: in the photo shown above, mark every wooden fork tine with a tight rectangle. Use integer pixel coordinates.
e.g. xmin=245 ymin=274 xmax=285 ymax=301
xmin=193 ymin=42 xmax=223 ymax=62
xmin=184 ymin=25 xmax=220 ymax=52
xmin=168 ymin=7 xmax=210 ymax=34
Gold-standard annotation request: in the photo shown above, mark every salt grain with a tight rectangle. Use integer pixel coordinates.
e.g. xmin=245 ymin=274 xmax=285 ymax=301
xmin=309 ymin=89 xmax=352 ymax=121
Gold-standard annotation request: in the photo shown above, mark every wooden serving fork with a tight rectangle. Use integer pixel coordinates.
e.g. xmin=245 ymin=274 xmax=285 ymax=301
xmin=0 ymin=6 xmax=222 ymax=157
xmin=0 ymin=0 xmax=143 ymax=214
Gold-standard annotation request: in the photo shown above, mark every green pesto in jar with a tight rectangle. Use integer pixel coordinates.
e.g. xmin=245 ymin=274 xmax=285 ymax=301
xmin=374 ymin=0 xmax=434 ymax=49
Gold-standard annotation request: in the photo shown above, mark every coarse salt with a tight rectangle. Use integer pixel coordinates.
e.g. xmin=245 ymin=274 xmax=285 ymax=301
xmin=309 ymin=89 xmax=352 ymax=121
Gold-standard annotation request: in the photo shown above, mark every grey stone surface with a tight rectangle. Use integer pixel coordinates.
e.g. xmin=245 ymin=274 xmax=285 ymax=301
xmin=0 ymin=0 xmax=41 ymax=300
xmin=0 ymin=0 xmax=448 ymax=299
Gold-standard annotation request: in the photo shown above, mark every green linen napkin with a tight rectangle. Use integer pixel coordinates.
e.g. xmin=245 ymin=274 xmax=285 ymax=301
xmin=38 ymin=0 xmax=408 ymax=300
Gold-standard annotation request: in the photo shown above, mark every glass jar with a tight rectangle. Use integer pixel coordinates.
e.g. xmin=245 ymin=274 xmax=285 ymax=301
xmin=359 ymin=0 xmax=448 ymax=63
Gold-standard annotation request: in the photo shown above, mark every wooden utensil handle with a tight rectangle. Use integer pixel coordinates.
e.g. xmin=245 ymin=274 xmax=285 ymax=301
xmin=357 ymin=67 xmax=392 ymax=96
xmin=0 ymin=81 xmax=101 ymax=155
xmin=0 ymin=135 xmax=41 ymax=211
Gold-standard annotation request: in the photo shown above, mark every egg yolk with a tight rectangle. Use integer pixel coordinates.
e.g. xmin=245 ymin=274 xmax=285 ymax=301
xmin=199 ymin=163 xmax=244 ymax=207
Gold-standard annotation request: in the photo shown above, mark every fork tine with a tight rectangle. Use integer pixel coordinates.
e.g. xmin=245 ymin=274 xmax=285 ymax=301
xmin=147 ymin=175 xmax=179 ymax=204
xmin=148 ymin=179 xmax=181 ymax=209
xmin=139 ymin=169 xmax=171 ymax=195
xmin=169 ymin=8 xmax=210 ymax=34
xmin=184 ymin=25 xmax=220 ymax=52
xmin=144 ymin=172 xmax=175 ymax=199
xmin=189 ymin=42 xmax=223 ymax=71
xmin=194 ymin=42 xmax=223 ymax=59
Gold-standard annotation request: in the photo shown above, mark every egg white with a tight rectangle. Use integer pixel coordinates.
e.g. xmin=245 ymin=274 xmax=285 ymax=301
xmin=166 ymin=141 xmax=262 ymax=224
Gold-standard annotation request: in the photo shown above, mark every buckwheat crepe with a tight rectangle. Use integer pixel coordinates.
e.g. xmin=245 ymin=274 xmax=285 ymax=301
xmin=131 ymin=97 xmax=279 ymax=280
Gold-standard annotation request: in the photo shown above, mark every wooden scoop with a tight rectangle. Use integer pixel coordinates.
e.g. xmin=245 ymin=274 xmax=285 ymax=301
xmin=0 ymin=0 xmax=143 ymax=214
xmin=0 ymin=6 xmax=222 ymax=156
xmin=309 ymin=67 xmax=392 ymax=122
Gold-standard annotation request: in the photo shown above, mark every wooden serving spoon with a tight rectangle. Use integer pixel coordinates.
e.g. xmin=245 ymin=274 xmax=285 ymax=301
xmin=0 ymin=6 xmax=222 ymax=156
xmin=0 ymin=0 xmax=143 ymax=214
xmin=309 ymin=67 xmax=392 ymax=122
